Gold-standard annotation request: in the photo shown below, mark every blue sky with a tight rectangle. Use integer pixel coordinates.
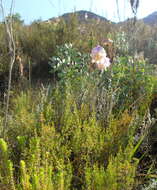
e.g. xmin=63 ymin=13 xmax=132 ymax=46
xmin=1 ymin=0 xmax=157 ymax=24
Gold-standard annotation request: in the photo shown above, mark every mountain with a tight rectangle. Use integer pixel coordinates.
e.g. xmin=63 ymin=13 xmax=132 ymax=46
xmin=143 ymin=11 xmax=157 ymax=25
xmin=48 ymin=10 xmax=113 ymax=24
xmin=61 ymin=10 xmax=110 ymax=22
xmin=46 ymin=10 xmax=157 ymax=26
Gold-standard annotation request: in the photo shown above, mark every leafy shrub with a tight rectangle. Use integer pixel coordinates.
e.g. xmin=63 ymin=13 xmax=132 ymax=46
xmin=0 ymin=40 xmax=157 ymax=190
xmin=49 ymin=43 xmax=89 ymax=82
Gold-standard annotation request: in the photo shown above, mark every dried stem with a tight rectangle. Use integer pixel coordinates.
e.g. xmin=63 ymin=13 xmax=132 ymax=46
xmin=0 ymin=0 xmax=16 ymax=137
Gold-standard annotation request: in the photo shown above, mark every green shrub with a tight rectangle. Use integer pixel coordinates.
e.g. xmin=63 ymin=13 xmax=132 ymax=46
xmin=0 ymin=43 xmax=156 ymax=189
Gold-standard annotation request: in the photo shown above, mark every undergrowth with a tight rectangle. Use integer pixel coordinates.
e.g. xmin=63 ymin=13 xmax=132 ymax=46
xmin=0 ymin=44 xmax=157 ymax=190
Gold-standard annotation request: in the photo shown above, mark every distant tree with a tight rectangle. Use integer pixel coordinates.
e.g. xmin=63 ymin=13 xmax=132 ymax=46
xmin=6 ymin=13 xmax=24 ymax=24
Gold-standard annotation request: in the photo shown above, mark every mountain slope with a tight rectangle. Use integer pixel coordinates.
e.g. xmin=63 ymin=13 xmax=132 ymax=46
xmin=47 ymin=10 xmax=157 ymax=26
xmin=143 ymin=11 xmax=157 ymax=25
xmin=62 ymin=10 xmax=109 ymax=22
xmin=48 ymin=10 xmax=113 ymax=24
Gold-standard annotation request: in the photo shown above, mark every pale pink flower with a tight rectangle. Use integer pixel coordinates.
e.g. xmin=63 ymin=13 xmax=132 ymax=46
xmin=91 ymin=45 xmax=111 ymax=71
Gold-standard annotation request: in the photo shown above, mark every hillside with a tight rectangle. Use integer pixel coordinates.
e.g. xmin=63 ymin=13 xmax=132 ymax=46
xmin=47 ymin=9 xmax=157 ymax=27
xmin=48 ymin=10 xmax=113 ymax=24
xmin=143 ymin=11 xmax=157 ymax=25
xmin=1 ymin=7 xmax=157 ymax=190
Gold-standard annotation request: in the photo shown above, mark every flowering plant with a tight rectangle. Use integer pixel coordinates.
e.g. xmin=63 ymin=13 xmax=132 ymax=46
xmin=91 ymin=45 xmax=111 ymax=71
xmin=49 ymin=43 xmax=89 ymax=81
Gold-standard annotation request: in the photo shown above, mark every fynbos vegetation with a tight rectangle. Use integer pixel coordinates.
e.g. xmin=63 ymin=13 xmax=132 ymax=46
xmin=0 ymin=4 xmax=157 ymax=190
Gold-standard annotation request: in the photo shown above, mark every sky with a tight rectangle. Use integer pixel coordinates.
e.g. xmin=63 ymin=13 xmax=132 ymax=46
xmin=1 ymin=0 xmax=157 ymax=24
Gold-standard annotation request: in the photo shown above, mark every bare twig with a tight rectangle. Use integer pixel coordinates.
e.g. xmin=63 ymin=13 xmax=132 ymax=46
xmin=0 ymin=0 xmax=16 ymax=137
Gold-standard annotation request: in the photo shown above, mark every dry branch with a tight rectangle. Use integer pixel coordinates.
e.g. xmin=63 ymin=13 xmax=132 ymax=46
xmin=0 ymin=0 xmax=16 ymax=137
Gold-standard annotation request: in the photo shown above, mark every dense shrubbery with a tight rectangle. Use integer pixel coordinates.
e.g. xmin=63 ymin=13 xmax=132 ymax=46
xmin=0 ymin=41 xmax=157 ymax=189
xmin=1 ymin=12 xmax=157 ymax=190
xmin=0 ymin=13 xmax=114 ymax=82
xmin=0 ymin=12 xmax=157 ymax=83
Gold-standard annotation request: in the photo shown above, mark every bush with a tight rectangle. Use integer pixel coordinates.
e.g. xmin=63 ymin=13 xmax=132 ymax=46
xmin=0 ymin=42 xmax=156 ymax=189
